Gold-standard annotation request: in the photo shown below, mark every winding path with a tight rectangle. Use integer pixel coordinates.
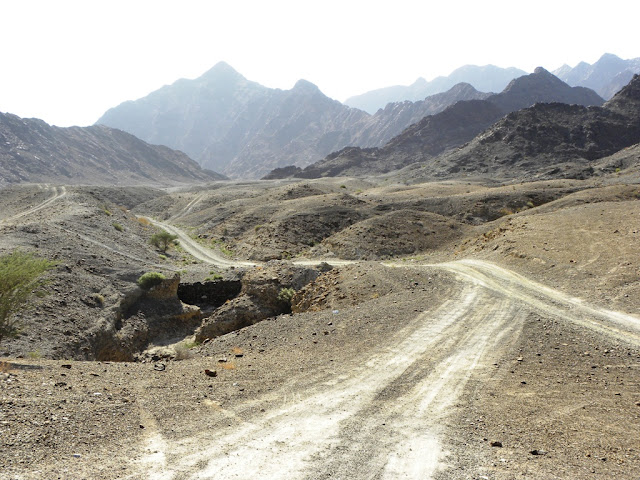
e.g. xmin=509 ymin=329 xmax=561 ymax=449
xmin=135 ymin=218 xmax=640 ymax=480
xmin=0 ymin=185 xmax=67 ymax=224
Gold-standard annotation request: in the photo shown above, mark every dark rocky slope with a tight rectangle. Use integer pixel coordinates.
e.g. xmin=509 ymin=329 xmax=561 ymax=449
xmin=0 ymin=112 xmax=223 ymax=186
xmin=402 ymin=74 xmax=640 ymax=183
xmin=278 ymin=68 xmax=604 ymax=179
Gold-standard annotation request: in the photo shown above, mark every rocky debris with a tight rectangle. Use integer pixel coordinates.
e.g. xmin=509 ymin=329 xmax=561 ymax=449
xmin=530 ymin=449 xmax=548 ymax=455
xmin=194 ymin=263 xmax=321 ymax=342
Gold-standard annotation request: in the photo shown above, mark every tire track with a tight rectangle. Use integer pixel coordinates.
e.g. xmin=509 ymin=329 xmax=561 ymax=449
xmin=0 ymin=185 xmax=67 ymax=224
xmin=431 ymin=259 xmax=640 ymax=346
xmin=138 ymin=284 xmax=527 ymax=480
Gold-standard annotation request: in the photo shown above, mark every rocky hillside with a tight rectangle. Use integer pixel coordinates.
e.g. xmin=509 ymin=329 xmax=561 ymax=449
xmin=344 ymin=64 xmax=527 ymax=113
xmin=554 ymin=53 xmax=640 ymax=99
xmin=278 ymin=68 xmax=604 ymax=179
xmin=350 ymin=83 xmax=492 ymax=148
xmin=0 ymin=112 xmax=224 ymax=186
xmin=97 ymin=63 xmax=369 ymax=179
xmin=403 ymin=74 xmax=640 ymax=183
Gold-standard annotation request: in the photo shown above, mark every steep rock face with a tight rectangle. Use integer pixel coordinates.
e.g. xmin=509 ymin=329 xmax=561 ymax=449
xmin=194 ymin=263 xmax=321 ymax=342
xmin=554 ymin=53 xmax=640 ymax=99
xmin=345 ymin=64 xmax=527 ymax=113
xmin=198 ymin=79 xmax=369 ymax=178
xmin=0 ymin=112 xmax=223 ymax=186
xmin=288 ymin=69 xmax=605 ymax=178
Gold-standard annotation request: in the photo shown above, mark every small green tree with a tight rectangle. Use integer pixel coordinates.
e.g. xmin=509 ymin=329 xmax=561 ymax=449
xmin=150 ymin=230 xmax=179 ymax=253
xmin=0 ymin=251 xmax=56 ymax=344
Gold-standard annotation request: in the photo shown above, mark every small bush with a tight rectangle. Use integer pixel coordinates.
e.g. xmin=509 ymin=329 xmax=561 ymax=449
xmin=137 ymin=272 xmax=166 ymax=290
xmin=0 ymin=251 xmax=56 ymax=344
xmin=91 ymin=293 xmax=105 ymax=307
xmin=150 ymin=230 xmax=179 ymax=253
xmin=100 ymin=204 xmax=113 ymax=216
xmin=277 ymin=287 xmax=295 ymax=305
xmin=112 ymin=222 xmax=124 ymax=232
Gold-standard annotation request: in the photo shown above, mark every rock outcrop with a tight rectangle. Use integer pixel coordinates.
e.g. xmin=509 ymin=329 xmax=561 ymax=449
xmin=93 ymin=274 xmax=201 ymax=361
xmin=195 ymin=263 xmax=323 ymax=342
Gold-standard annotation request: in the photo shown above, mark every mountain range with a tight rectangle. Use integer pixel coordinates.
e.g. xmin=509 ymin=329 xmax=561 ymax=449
xmin=96 ymin=62 xmax=606 ymax=180
xmin=553 ymin=53 xmax=640 ymax=100
xmin=344 ymin=64 xmax=527 ymax=114
xmin=0 ymin=112 xmax=223 ymax=187
xmin=267 ymin=67 xmax=605 ymax=179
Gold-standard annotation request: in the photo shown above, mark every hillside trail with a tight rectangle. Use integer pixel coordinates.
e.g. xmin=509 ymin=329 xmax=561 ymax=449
xmin=131 ymin=219 xmax=640 ymax=479
xmin=0 ymin=184 xmax=66 ymax=224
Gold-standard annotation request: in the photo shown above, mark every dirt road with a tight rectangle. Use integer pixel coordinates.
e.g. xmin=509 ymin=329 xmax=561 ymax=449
xmin=135 ymin=282 xmax=526 ymax=480
xmin=0 ymin=185 xmax=66 ymax=224
xmin=126 ymin=222 xmax=640 ymax=479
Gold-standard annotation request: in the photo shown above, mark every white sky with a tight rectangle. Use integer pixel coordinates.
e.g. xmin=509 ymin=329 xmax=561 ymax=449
xmin=1 ymin=0 xmax=638 ymax=127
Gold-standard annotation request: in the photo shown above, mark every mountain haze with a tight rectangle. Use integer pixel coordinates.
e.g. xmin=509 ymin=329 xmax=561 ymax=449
xmin=554 ymin=53 xmax=640 ymax=99
xmin=344 ymin=65 xmax=527 ymax=113
xmin=97 ymin=63 xmax=495 ymax=179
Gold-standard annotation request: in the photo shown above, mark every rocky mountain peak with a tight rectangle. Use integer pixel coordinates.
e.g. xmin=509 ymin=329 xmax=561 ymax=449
xmin=200 ymin=61 xmax=246 ymax=83
xmin=292 ymin=79 xmax=321 ymax=94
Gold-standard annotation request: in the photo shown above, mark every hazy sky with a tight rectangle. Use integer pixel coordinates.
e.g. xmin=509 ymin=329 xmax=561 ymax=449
xmin=1 ymin=0 xmax=638 ymax=127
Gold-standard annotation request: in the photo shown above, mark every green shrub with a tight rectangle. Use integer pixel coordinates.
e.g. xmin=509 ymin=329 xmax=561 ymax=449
xmin=277 ymin=287 xmax=295 ymax=305
xmin=112 ymin=222 xmax=124 ymax=232
xmin=0 ymin=251 xmax=56 ymax=344
xmin=137 ymin=272 xmax=166 ymax=290
xmin=150 ymin=230 xmax=179 ymax=253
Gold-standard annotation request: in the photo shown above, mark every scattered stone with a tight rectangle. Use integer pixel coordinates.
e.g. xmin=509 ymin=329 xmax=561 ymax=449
xmin=61 ymin=364 xmax=72 ymax=369
xmin=204 ymin=369 xmax=217 ymax=377
xmin=491 ymin=441 xmax=503 ymax=447
xmin=153 ymin=363 xmax=165 ymax=371
xmin=530 ymin=449 xmax=548 ymax=455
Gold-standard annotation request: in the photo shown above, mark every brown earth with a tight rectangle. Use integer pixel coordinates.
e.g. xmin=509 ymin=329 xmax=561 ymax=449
xmin=1 ymin=171 xmax=639 ymax=479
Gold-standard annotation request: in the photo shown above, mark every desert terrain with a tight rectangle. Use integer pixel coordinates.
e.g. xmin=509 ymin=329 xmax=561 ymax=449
xmin=1 ymin=167 xmax=639 ymax=479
